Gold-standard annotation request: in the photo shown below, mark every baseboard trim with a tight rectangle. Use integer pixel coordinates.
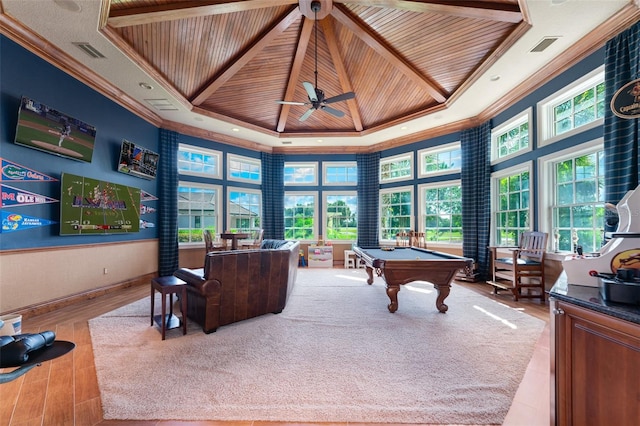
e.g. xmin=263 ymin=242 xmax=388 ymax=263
xmin=2 ymin=272 xmax=157 ymax=319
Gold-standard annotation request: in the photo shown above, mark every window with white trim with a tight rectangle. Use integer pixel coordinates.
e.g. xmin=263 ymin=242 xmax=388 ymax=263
xmin=491 ymin=108 xmax=532 ymax=162
xmin=323 ymin=161 xmax=357 ymax=185
xmin=227 ymin=154 xmax=261 ymax=183
xmin=380 ymin=186 xmax=413 ymax=241
xmin=418 ymin=182 xmax=462 ymax=243
xmin=418 ymin=142 xmax=461 ymax=177
xmin=227 ymin=187 xmax=262 ymax=232
xmin=284 ymin=162 xmax=318 ymax=185
xmin=284 ymin=192 xmax=317 ymax=240
xmin=539 ymin=141 xmax=605 ymax=253
xmin=178 ymin=144 xmax=222 ymax=179
xmin=538 ymin=66 xmax=605 ymax=146
xmin=380 ymin=153 xmax=413 ymax=182
xmin=324 ymin=192 xmax=357 ymax=241
xmin=178 ymin=182 xmax=222 ymax=244
xmin=492 ymin=165 xmax=532 ymax=246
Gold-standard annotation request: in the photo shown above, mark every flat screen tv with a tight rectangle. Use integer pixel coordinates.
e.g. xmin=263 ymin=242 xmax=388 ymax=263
xmin=60 ymin=173 xmax=140 ymax=235
xmin=117 ymin=139 xmax=159 ymax=180
xmin=14 ymin=96 xmax=97 ymax=163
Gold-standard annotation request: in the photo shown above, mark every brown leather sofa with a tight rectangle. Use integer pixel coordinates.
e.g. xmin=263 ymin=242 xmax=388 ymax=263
xmin=174 ymin=239 xmax=300 ymax=333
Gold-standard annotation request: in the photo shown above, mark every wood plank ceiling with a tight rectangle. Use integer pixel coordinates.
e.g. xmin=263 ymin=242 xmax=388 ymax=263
xmin=104 ymin=0 xmax=525 ymax=138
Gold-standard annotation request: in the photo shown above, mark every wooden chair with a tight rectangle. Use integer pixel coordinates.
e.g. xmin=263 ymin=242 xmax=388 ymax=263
xmin=396 ymin=231 xmax=410 ymax=246
xmin=203 ymin=230 xmax=227 ymax=252
xmin=239 ymin=229 xmax=264 ymax=249
xmin=488 ymin=231 xmax=548 ymax=302
xmin=410 ymin=231 xmax=426 ymax=248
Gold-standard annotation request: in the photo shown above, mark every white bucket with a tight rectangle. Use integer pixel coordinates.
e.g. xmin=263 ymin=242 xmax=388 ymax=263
xmin=0 ymin=314 xmax=22 ymax=336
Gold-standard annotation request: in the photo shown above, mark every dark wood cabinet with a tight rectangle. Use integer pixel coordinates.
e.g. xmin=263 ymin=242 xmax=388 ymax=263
xmin=550 ymin=298 xmax=640 ymax=426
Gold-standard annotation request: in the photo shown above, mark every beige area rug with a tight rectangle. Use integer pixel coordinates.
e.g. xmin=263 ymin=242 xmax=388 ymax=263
xmin=89 ymin=268 xmax=545 ymax=424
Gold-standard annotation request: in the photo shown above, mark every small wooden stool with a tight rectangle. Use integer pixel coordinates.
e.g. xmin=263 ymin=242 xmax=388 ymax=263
xmin=150 ymin=276 xmax=187 ymax=340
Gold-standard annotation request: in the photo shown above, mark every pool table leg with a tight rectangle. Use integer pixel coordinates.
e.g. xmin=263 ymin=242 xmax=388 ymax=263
xmin=364 ymin=266 xmax=374 ymax=284
xmin=433 ymin=284 xmax=450 ymax=313
xmin=386 ymin=284 xmax=399 ymax=313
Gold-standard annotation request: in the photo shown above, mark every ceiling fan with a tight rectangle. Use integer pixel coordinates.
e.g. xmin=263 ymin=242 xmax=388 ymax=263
xmin=276 ymin=0 xmax=355 ymax=122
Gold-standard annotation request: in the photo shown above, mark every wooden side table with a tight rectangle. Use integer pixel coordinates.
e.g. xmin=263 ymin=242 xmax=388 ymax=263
xmin=150 ymin=276 xmax=187 ymax=340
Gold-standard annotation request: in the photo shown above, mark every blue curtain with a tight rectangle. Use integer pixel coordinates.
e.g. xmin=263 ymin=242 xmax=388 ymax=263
xmin=461 ymin=122 xmax=492 ymax=279
xmin=356 ymin=152 xmax=380 ymax=247
xmin=261 ymin=152 xmax=285 ymax=240
xmin=604 ymin=21 xmax=640 ymax=204
xmin=158 ymin=129 xmax=179 ymax=276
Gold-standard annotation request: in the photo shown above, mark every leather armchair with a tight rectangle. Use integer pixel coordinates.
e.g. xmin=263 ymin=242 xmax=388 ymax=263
xmin=174 ymin=239 xmax=300 ymax=333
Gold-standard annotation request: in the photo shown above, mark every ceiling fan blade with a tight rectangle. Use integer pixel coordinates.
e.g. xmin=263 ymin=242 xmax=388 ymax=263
xmin=303 ymin=82 xmax=317 ymax=102
xmin=324 ymin=92 xmax=355 ymax=104
xmin=321 ymin=106 xmax=345 ymax=118
xmin=299 ymin=108 xmax=315 ymax=122
xmin=275 ymin=100 xmax=306 ymax=105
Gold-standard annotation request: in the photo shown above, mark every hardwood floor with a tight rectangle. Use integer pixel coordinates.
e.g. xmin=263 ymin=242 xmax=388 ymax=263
xmin=0 ymin=275 xmax=551 ymax=426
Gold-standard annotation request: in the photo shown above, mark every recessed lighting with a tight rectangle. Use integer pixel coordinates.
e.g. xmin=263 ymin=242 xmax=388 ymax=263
xmin=232 ymin=128 xmax=240 ymax=132
xmin=490 ymin=75 xmax=501 ymax=81
xmin=139 ymin=82 xmax=153 ymax=90
xmin=194 ymin=116 xmax=204 ymax=122
xmin=54 ymin=0 xmax=82 ymax=12
xmin=400 ymin=126 xmax=408 ymax=130
xmin=317 ymin=139 xmax=323 ymax=143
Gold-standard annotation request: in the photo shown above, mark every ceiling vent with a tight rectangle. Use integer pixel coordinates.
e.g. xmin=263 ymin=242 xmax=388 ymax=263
xmin=72 ymin=42 xmax=105 ymax=58
xmin=530 ymin=37 xmax=559 ymax=53
xmin=145 ymin=99 xmax=179 ymax=111
xmin=281 ymin=141 xmax=292 ymax=145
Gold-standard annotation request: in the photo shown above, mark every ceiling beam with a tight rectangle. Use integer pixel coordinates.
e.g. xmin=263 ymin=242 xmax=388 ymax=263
xmin=334 ymin=1 xmax=522 ymax=23
xmin=320 ymin=19 xmax=363 ymax=131
xmin=277 ymin=17 xmax=315 ymax=132
xmin=107 ymin=0 xmax=297 ymax=27
xmin=191 ymin=7 xmax=301 ymax=106
xmin=331 ymin=4 xmax=447 ymax=103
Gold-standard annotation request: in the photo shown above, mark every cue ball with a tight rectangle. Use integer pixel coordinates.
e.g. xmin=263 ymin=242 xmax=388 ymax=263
xmin=416 ymin=256 xmax=420 ymax=259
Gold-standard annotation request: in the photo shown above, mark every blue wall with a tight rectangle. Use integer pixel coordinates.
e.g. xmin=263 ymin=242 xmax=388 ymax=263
xmin=1 ymin=36 xmax=159 ymax=249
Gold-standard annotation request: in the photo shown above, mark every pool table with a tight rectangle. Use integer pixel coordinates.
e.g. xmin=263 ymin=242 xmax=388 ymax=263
xmin=353 ymin=246 xmax=473 ymax=313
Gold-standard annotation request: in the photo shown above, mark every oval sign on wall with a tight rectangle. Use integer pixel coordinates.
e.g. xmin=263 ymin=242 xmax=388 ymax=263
xmin=611 ymin=78 xmax=640 ymax=119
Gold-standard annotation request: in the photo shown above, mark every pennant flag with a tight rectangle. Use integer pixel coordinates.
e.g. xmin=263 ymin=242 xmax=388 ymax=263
xmin=140 ymin=204 xmax=156 ymax=214
xmin=0 ymin=158 xmax=58 ymax=182
xmin=1 ymin=211 xmax=56 ymax=233
xmin=141 ymin=190 xmax=158 ymax=201
xmin=1 ymin=184 xmax=58 ymax=207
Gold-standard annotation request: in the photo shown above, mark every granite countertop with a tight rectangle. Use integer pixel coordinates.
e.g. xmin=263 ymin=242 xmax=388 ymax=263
xmin=550 ymin=273 xmax=640 ymax=325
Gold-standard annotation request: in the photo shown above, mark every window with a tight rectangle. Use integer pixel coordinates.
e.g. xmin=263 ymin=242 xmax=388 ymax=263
xmin=227 ymin=188 xmax=261 ymax=232
xmin=178 ymin=144 xmax=222 ymax=179
xmin=284 ymin=192 xmax=317 ymax=240
xmin=324 ymin=192 xmax=357 ymax=241
xmin=323 ymin=162 xmax=357 ymax=185
xmin=380 ymin=186 xmax=413 ymax=241
xmin=284 ymin=162 xmax=318 ymax=185
xmin=539 ymin=140 xmax=605 ymax=253
xmin=538 ymin=66 xmax=605 ymax=146
xmin=419 ymin=182 xmax=462 ymax=243
xmin=380 ymin=153 xmax=413 ymax=182
xmin=178 ymin=182 xmax=222 ymax=244
xmin=492 ymin=165 xmax=532 ymax=246
xmin=491 ymin=109 xmax=532 ymax=162
xmin=418 ymin=143 xmax=461 ymax=177
xmin=227 ymin=154 xmax=261 ymax=183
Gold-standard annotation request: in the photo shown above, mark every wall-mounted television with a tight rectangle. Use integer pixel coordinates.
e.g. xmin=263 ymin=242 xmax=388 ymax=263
xmin=14 ymin=96 xmax=97 ymax=163
xmin=117 ymin=139 xmax=159 ymax=180
xmin=60 ymin=173 xmax=140 ymax=235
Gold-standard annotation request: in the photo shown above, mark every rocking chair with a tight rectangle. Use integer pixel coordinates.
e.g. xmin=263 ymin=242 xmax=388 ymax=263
xmin=488 ymin=231 xmax=548 ymax=302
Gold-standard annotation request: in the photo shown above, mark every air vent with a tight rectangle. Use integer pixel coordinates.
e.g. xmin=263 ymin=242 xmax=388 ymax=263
xmin=72 ymin=42 xmax=105 ymax=58
xmin=281 ymin=141 xmax=292 ymax=145
xmin=145 ymin=99 xmax=178 ymax=111
xmin=530 ymin=37 xmax=559 ymax=53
